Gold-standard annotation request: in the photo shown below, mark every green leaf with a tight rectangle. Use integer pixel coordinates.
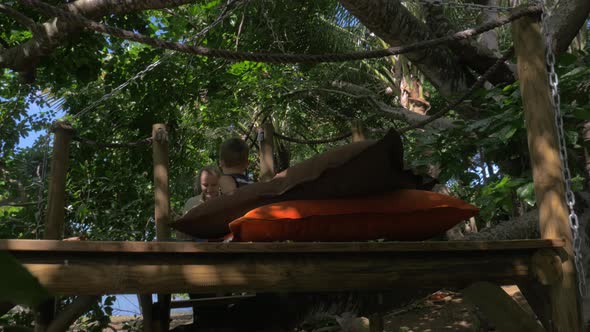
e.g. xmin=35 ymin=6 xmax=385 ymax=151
xmin=572 ymin=108 xmax=590 ymax=120
xmin=558 ymin=53 xmax=578 ymax=66
xmin=503 ymin=127 xmax=517 ymax=140
xmin=561 ymin=66 xmax=586 ymax=78
xmin=0 ymin=251 xmax=51 ymax=307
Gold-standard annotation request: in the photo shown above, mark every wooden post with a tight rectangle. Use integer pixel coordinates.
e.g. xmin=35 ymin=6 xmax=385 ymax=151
xmin=351 ymin=119 xmax=365 ymax=142
xmin=44 ymin=121 xmax=73 ymax=240
xmin=151 ymin=124 xmax=171 ymax=332
xmin=138 ymin=294 xmax=154 ymax=332
xmin=152 ymin=123 xmax=171 ymax=241
xmin=463 ymin=282 xmax=545 ymax=332
xmin=37 ymin=121 xmax=73 ymax=332
xmin=513 ymin=15 xmax=582 ymax=331
xmin=258 ymin=122 xmax=275 ymax=182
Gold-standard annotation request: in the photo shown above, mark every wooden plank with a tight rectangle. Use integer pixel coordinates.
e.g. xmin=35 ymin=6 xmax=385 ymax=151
xmin=513 ymin=14 xmax=582 ymax=331
xmin=463 ymin=282 xmax=545 ymax=332
xmin=0 ymin=239 xmax=565 ymax=254
xmin=259 ymin=122 xmax=275 ymax=182
xmin=11 ymin=249 xmax=537 ymax=295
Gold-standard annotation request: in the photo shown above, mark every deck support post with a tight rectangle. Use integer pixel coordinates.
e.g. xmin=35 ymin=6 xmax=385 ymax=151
xmin=351 ymin=119 xmax=365 ymax=142
xmin=151 ymin=123 xmax=171 ymax=332
xmin=44 ymin=121 xmax=74 ymax=240
xmin=513 ymin=13 xmax=583 ymax=331
xmin=36 ymin=121 xmax=74 ymax=332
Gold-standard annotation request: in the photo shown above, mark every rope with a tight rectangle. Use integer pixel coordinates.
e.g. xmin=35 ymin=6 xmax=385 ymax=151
xmin=399 ymin=47 xmax=515 ymax=132
xmin=21 ymin=0 xmax=541 ymax=64
xmin=274 ymin=131 xmax=352 ymax=145
xmin=72 ymin=0 xmax=247 ymax=120
xmin=72 ymin=135 xmax=152 ymax=148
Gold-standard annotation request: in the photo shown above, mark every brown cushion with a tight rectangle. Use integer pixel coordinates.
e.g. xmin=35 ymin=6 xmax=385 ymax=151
xmin=171 ymin=129 xmax=429 ymax=238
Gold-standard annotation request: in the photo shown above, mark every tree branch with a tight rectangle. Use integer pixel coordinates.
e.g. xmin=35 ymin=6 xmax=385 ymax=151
xmin=547 ymin=0 xmax=590 ymax=54
xmin=330 ymin=81 xmax=457 ymax=130
xmin=0 ymin=4 xmax=39 ymax=32
xmin=0 ymin=201 xmax=39 ymax=207
xmin=0 ymin=0 xmax=205 ymax=72
xmin=285 ymin=81 xmax=456 ymax=130
xmin=338 ymin=0 xmax=475 ymax=97
xmin=46 ymin=296 xmax=99 ymax=332
xmin=422 ymin=1 xmax=515 ymax=85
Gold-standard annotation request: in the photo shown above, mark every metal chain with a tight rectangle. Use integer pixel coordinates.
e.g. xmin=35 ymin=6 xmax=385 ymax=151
xmin=72 ymin=135 xmax=152 ymax=149
xmin=409 ymin=0 xmax=514 ymax=12
xmin=539 ymin=3 xmax=587 ymax=297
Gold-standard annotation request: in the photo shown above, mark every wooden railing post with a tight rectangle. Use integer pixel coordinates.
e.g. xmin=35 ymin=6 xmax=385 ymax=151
xmin=44 ymin=121 xmax=74 ymax=240
xmin=152 ymin=123 xmax=171 ymax=241
xmin=36 ymin=121 xmax=73 ymax=332
xmin=351 ymin=119 xmax=365 ymax=142
xmin=513 ymin=14 xmax=582 ymax=331
xmin=151 ymin=123 xmax=171 ymax=332
xmin=258 ymin=122 xmax=275 ymax=182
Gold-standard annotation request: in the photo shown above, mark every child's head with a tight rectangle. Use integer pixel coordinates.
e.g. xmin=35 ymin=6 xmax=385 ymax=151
xmin=194 ymin=165 xmax=221 ymax=200
xmin=219 ymin=137 xmax=249 ymax=172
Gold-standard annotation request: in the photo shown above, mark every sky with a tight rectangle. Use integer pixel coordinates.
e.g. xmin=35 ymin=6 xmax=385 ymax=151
xmin=17 ymin=103 xmax=63 ymax=149
xmin=106 ymin=294 xmax=190 ymax=317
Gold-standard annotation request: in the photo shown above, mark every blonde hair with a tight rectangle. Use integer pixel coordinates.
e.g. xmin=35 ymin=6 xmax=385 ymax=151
xmin=194 ymin=165 xmax=221 ymax=195
xmin=219 ymin=137 xmax=249 ymax=168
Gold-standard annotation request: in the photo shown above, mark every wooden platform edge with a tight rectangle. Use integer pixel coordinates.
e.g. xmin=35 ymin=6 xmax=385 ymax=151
xmin=0 ymin=239 xmax=566 ymax=254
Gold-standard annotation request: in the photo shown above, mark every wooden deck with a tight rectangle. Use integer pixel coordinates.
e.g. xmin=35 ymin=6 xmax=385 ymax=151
xmin=1 ymin=239 xmax=565 ymax=296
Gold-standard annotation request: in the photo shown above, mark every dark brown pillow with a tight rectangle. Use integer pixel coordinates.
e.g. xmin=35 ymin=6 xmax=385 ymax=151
xmin=170 ymin=129 xmax=428 ymax=238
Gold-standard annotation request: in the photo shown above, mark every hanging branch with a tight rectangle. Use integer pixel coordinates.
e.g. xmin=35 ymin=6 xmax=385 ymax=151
xmin=0 ymin=4 xmax=39 ymax=32
xmin=274 ymin=131 xmax=352 ymax=145
xmin=21 ymin=0 xmax=540 ymax=64
xmin=400 ymin=47 xmax=515 ymax=132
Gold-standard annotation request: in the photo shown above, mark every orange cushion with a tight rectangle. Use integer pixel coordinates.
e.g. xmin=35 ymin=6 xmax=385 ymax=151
xmin=229 ymin=190 xmax=479 ymax=242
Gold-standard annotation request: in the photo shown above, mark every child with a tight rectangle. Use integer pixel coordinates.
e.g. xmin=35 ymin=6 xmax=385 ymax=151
xmin=218 ymin=137 xmax=253 ymax=195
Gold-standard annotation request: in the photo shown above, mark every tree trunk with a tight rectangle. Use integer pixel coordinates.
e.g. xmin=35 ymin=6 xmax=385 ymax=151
xmin=547 ymin=0 xmax=590 ymax=54
xmin=423 ymin=0 xmax=513 ymax=85
xmin=582 ymin=120 xmax=590 ymax=189
xmin=338 ymin=0 xmax=475 ymax=97
xmin=475 ymin=0 xmax=501 ymax=54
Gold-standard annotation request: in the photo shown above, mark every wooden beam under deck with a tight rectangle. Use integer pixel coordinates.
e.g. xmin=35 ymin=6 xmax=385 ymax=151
xmin=2 ymin=239 xmax=565 ymax=296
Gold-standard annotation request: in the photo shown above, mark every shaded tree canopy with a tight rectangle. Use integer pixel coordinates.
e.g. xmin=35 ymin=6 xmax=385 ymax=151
xmin=0 ymin=0 xmax=589 ymax=241
xmin=1 ymin=1 xmax=590 ymax=329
